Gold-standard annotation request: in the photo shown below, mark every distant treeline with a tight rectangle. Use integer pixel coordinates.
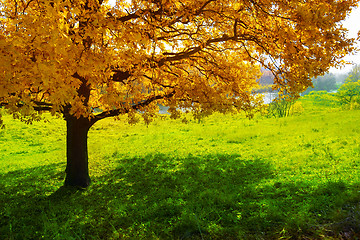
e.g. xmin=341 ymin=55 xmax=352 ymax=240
xmin=256 ymin=65 xmax=360 ymax=95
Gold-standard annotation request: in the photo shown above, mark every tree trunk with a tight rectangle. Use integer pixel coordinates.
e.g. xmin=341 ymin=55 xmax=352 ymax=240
xmin=64 ymin=114 xmax=93 ymax=188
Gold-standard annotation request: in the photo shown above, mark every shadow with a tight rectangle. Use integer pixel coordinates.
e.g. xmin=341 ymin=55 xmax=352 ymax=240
xmin=47 ymin=185 xmax=86 ymax=202
xmin=0 ymin=163 xmax=66 ymax=239
xmin=1 ymin=154 xmax=360 ymax=239
xmin=91 ymin=153 xmax=275 ymax=239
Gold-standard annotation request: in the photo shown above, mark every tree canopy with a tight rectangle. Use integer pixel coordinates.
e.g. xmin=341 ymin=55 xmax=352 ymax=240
xmin=1 ymin=0 xmax=358 ymax=125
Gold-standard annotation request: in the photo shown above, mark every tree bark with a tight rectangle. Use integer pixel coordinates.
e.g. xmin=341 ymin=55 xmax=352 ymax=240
xmin=64 ymin=114 xmax=93 ymax=188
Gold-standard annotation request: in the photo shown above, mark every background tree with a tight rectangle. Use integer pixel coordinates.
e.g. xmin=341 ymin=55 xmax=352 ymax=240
xmin=303 ymin=73 xmax=337 ymax=94
xmin=335 ymin=64 xmax=360 ymax=106
xmin=337 ymin=80 xmax=360 ymax=105
xmin=0 ymin=0 xmax=358 ymax=188
xmin=345 ymin=64 xmax=360 ymax=83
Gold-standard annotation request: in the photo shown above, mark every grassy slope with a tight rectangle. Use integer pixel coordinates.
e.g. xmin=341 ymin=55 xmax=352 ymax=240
xmin=1 ymin=106 xmax=360 ymax=239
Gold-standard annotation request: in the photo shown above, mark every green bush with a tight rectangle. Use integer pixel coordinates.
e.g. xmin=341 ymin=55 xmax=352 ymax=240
xmin=301 ymin=91 xmax=339 ymax=108
xmin=265 ymin=99 xmax=304 ymax=118
xmin=262 ymin=94 xmax=300 ymax=118
xmin=265 ymin=98 xmax=294 ymax=118
xmin=336 ymin=80 xmax=360 ymax=107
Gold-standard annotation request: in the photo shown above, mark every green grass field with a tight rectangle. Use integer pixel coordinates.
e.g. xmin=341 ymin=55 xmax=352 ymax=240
xmin=1 ymin=102 xmax=360 ymax=239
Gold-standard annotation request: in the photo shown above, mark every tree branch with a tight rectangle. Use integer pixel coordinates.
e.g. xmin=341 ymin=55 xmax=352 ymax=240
xmin=111 ymin=69 xmax=132 ymax=83
xmin=107 ymin=12 xmax=140 ymax=22
xmin=92 ymin=90 xmax=175 ymax=123
xmin=158 ymin=34 xmax=238 ymax=65
xmin=0 ymin=101 xmax=53 ymax=111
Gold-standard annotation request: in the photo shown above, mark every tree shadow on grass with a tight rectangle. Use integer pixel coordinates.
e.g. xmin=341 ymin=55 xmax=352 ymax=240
xmin=1 ymin=154 xmax=360 ymax=239
xmin=90 ymin=154 xmax=360 ymax=239
xmin=93 ymin=153 xmax=275 ymax=239
xmin=0 ymin=163 xmax=66 ymax=239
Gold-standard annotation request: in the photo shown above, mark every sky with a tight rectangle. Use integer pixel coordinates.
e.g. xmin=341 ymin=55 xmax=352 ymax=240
xmin=107 ymin=1 xmax=359 ymax=74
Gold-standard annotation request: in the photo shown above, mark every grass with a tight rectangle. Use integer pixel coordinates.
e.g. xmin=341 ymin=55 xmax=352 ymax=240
xmin=1 ymin=104 xmax=360 ymax=239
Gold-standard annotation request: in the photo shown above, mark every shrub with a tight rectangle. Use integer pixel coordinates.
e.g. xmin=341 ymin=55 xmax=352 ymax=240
xmin=289 ymin=101 xmax=304 ymax=115
xmin=301 ymin=91 xmax=339 ymax=108
xmin=349 ymin=96 xmax=360 ymax=110
xmin=336 ymin=80 xmax=360 ymax=106
xmin=264 ymin=95 xmax=302 ymax=118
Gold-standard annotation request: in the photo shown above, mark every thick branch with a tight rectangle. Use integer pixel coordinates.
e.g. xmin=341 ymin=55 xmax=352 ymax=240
xmin=33 ymin=105 xmax=53 ymax=111
xmin=110 ymin=33 xmax=252 ymax=84
xmin=72 ymin=72 xmax=91 ymax=106
xmin=32 ymin=101 xmax=53 ymax=111
xmin=158 ymin=34 xmax=238 ymax=65
xmin=111 ymin=70 xmax=132 ymax=83
xmin=0 ymin=101 xmax=53 ymax=111
xmin=107 ymin=12 xmax=140 ymax=22
xmin=92 ymin=90 xmax=175 ymax=123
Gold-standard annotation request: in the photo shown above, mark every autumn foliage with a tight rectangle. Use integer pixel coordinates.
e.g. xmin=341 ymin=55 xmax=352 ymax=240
xmin=0 ymin=0 xmax=358 ymax=187
xmin=1 ymin=0 xmax=357 ymax=122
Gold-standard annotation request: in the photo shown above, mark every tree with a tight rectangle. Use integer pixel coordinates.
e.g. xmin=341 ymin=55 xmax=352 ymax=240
xmin=0 ymin=0 xmax=357 ymax=188
xmin=303 ymin=73 xmax=337 ymax=94
xmin=336 ymin=80 xmax=360 ymax=105
xmin=317 ymin=74 xmax=337 ymax=92
xmin=345 ymin=64 xmax=360 ymax=83
xmin=336 ymin=65 xmax=360 ymax=106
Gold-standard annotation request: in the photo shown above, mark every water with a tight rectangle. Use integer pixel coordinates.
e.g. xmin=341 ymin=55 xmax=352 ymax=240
xmin=158 ymin=92 xmax=277 ymax=115
xmin=263 ymin=92 xmax=278 ymax=104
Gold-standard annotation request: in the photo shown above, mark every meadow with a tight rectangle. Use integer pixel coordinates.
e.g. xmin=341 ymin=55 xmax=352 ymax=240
xmin=1 ymin=99 xmax=360 ymax=239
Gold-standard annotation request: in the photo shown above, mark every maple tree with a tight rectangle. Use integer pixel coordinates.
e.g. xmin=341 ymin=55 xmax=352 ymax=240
xmin=0 ymin=0 xmax=358 ymax=188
